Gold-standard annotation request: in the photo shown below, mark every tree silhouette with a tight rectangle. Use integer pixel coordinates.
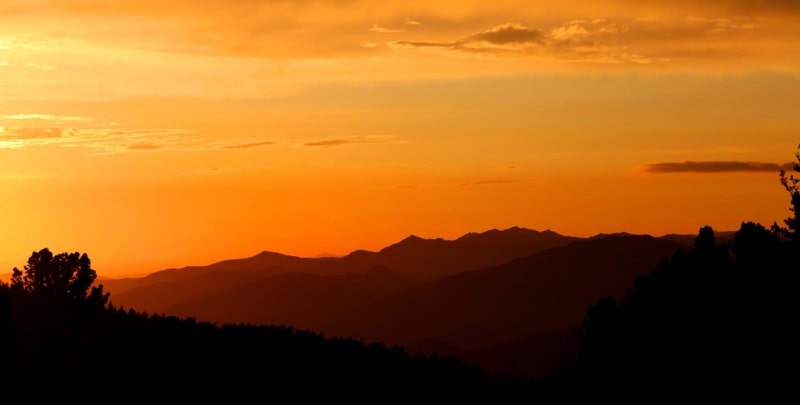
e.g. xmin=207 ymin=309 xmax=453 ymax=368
xmin=560 ymin=145 xmax=800 ymax=400
xmin=775 ymin=143 xmax=800 ymax=242
xmin=10 ymin=248 xmax=109 ymax=309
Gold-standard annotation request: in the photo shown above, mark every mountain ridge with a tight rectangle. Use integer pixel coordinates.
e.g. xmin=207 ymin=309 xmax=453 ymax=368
xmin=101 ymin=226 xmax=583 ymax=295
xmin=100 ymin=226 xmax=727 ymax=283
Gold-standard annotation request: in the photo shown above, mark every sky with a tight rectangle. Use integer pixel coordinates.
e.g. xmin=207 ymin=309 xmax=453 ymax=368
xmin=1 ymin=0 xmax=799 ymax=277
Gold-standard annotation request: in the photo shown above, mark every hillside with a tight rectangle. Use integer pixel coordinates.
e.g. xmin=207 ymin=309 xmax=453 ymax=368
xmin=162 ymin=234 xmax=685 ymax=377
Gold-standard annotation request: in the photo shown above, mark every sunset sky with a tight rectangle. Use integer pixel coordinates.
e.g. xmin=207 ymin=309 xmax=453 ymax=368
xmin=1 ymin=0 xmax=799 ymax=277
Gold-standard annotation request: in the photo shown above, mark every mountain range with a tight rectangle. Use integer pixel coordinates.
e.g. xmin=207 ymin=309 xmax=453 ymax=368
xmin=99 ymin=227 xmax=732 ymax=377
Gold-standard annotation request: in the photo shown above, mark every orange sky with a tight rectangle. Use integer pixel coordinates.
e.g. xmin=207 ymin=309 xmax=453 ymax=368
xmin=1 ymin=0 xmax=799 ymax=277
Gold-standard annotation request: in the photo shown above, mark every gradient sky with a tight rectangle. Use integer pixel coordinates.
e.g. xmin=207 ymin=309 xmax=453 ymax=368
xmin=1 ymin=0 xmax=799 ymax=277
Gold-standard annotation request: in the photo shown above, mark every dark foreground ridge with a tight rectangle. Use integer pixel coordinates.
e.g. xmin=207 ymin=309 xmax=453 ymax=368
xmin=0 ymin=252 xmax=534 ymax=400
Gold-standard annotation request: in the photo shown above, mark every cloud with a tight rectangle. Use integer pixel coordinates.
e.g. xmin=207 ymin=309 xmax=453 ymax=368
xmin=302 ymin=136 xmax=398 ymax=148
xmin=548 ymin=19 xmax=624 ymax=46
xmin=389 ymin=20 xmax=666 ymax=64
xmin=699 ymin=17 xmax=759 ymax=34
xmin=126 ymin=142 xmax=160 ymax=150
xmin=0 ymin=127 xmax=64 ymax=140
xmin=70 ymin=128 xmax=192 ymax=154
xmin=0 ymin=0 xmax=794 ymax=88
xmin=467 ymin=23 xmax=545 ymax=45
xmin=0 ymin=126 xmax=192 ymax=153
xmin=642 ymin=161 xmax=795 ymax=173
xmin=222 ymin=141 xmax=276 ymax=149
xmin=1 ymin=114 xmax=89 ymax=122
xmin=391 ymin=23 xmax=545 ymax=52
xmin=390 ymin=40 xmax=455 ymax=49
xmin=369 ymin=24 xmax=404 ymax=33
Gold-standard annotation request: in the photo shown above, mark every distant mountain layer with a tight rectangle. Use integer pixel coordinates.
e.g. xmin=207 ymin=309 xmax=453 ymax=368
xmin=100 ymin=228 xmax=689 ymax=379
xmin=328 ymin=234 xmax=685 ymax=349
xmin=102 ymin=227 xmax=580 ymax=300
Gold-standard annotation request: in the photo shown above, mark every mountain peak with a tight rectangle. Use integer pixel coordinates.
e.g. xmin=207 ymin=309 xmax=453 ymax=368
xmin=455 ymin=227 xmax=565 ymax=242
xmin=402 ymin=234 xmax=424 ymax=242
xmin=253 ymin=250 xmax=296 ymax=259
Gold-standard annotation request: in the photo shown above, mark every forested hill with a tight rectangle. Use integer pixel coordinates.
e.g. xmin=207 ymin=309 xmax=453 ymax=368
xmin=545 ymin=222 xmax=800 ymax=400
xmin=0 ymin=250 xmax=533 ymax=400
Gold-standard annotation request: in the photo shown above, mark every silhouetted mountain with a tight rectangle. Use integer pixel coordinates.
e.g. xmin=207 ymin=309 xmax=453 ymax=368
xmin=101 ymin=251 xmax=341 ymax=296
xmin=96 ymin=228 xmax=697 ymax=379
xmin=105 ymin=227 xmax=580 ymax=309
xmin=340 ymin=235 xmax=684 ymax=350
xmin=164 ymin=268 xmax=414 ymax=332
xmin=148 ymin=234 xmax=682 ymax=378
xmin=108 ymin=268 xmax=277 ymax=314
xmin=338 ymin=227 xmax=580 ymax=281
xmin=313 ymin=252 xmax=341 ymax=258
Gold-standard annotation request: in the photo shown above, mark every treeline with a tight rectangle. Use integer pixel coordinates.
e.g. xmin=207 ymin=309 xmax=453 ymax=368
xmin=541 ymin=152 xmax=800 ymax=399
xmin=0 ymin=250 xmax=529 ymax=400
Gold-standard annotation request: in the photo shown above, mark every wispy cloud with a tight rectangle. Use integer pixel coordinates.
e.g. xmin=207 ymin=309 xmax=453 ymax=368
xmin=126 ymin=142 xmax=161 ymax=150
xmin=468 ymin=23 xmax=545 ymax=46
xmin=391 ymin=23 xmax=544 ymax=51
xmin=302 ymin=136 xmax=399 ymax=148
xmin=369 ymin=24 xmax=404 ymax=33
xmin=389 ymin=19 xmax=673 ymax=64
xmin=0 ymin=126 xmax=193 ymax=153
xmin=694 ymin=17 xmax=759 ymax=34
xmin=0 ymin=0 xmax=795 ymax=81
xmin=1 ymin=114 xmax=89 ymax=122
xmin=222 ymin=141 xmax=276 ymax=150
xmin=0 ymin=127 xmax=64 ymax=140
xmin=390 ymin=19 xmax=662 ymax=63
xmin=642 ymin=161 xmax=794 ymax=173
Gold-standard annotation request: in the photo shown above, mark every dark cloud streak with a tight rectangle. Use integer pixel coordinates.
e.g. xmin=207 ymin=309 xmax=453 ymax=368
xmin=223 ymin=141 xmax=276 ymax=149
xmin=643 ymin=161 xmax=794 ymax=173
xmin=391 ymin=40 xmax=457 ymax=49
xmin=303 ymin=136 xmax=396 ymax=148
xmin=393 ymin=23 xmax=544 ymax=52
xmin=467 ymin=23 xmax=544 ymax=45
